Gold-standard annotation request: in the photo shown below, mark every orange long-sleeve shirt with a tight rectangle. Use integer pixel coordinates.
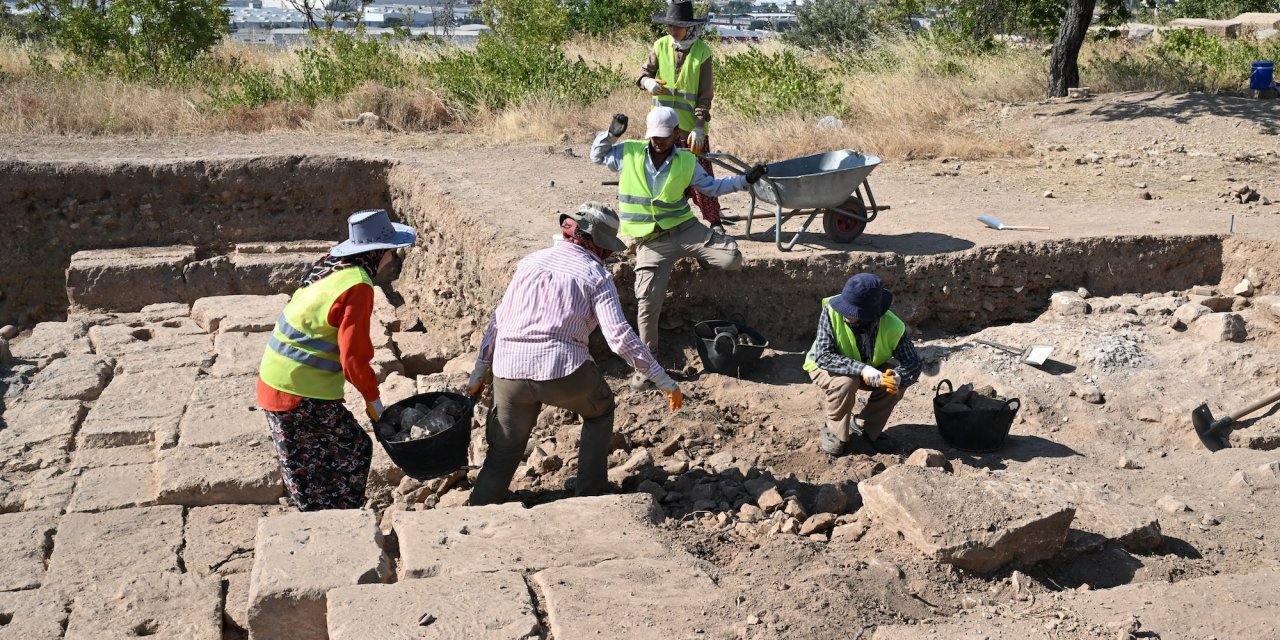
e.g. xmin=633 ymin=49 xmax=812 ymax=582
xmin=256 ymin=283 xmax=379 ymax=412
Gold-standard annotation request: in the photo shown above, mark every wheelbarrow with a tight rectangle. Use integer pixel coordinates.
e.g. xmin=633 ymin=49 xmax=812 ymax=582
xmin=704 ymin=150 xmax=885 ymax=252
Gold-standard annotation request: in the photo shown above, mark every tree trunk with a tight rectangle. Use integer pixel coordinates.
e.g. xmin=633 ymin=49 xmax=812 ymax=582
xmin=1047 ymin=0 xmax=1097 ymax=97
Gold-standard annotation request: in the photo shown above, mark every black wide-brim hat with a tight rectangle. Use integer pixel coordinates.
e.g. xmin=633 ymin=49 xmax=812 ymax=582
xmin=652 ymin=1 xmax=707 ymax=27
xmin=829 ymin=273 xmax=894 ymax=323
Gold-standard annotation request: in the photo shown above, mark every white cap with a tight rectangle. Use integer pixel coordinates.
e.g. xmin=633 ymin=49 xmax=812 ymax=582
xmin=645 ymin=107 xmax=680 ymax=138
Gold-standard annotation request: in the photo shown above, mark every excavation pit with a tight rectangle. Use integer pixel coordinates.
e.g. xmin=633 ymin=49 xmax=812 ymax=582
xmin=2 ymin=144 xmax=1280 ymax=640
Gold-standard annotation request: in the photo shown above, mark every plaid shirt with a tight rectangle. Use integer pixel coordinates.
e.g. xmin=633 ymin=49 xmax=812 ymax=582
xmin=810 ymin=307 xmax=923 ymax=386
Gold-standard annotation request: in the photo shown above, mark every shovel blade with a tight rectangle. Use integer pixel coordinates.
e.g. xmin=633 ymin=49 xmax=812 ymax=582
xmin=1192 ymin=403 xmax=1229 ymax=451
xmin=977 ymin=215 xmax=1004 ymax=230
xmin=1022 ymin=345 xmax=1054 ymax=366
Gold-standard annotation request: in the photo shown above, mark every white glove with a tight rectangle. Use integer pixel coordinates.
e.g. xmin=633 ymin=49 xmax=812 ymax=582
xmin=860 ymin=366 xmax=883 ymax=388
xmin=641 ymin=77 xmax=669 ymax=96
xmin=688 ymin=123 xmax=707 ymax=155
xmin=651 ymin=370 xmax=679 ymax=392
xmin=468 ymin=364 xmax=490 ymax=396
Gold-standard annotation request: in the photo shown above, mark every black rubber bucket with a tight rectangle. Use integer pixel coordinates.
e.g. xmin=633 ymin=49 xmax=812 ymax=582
xmin=373 ymin=392 xmax=473 ymax=479
xmin=932 ymin=380 xmax=1020 ymax=453
xmin=693 ymin=320 xmax=769 ymax=377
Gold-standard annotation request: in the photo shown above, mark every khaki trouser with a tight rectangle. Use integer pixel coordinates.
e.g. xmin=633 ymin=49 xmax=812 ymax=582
xmin=634 ymin=218 xmax=743 ymax=352
xmin=809 ymin=367 xmax=904 ymax=442
xmin=470 ymin=362 xmax=614 ymax=505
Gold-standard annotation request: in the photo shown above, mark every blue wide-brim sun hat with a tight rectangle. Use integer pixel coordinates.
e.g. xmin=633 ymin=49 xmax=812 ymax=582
xmin=331 ymin=209 xmax=417 ymax=257
xmin=829 ymin=273 xmax=893 ymax=322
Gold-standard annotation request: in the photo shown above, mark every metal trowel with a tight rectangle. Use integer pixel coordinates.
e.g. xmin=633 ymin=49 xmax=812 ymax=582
xmin=975 ymin=339 xmax=1055 ymax=366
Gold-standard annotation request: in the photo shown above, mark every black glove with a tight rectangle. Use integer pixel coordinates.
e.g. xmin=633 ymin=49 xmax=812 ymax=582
xmin=608 ymin=113 xmax=628 ymax=138
xmin=745 ymin=163 xmax=768 ymax=184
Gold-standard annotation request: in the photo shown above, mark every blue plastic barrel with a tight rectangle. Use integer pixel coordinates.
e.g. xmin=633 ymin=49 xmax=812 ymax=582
xmin=1252 ymin=61 xmax=1275 ymax=91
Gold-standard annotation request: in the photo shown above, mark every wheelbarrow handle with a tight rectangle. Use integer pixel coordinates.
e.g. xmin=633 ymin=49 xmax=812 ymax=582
xmin=701 ymin=152 xmax=752 ymax=176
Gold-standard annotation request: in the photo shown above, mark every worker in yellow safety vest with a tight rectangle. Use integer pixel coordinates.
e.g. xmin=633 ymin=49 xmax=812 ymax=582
xmin=257 ymin=209 xmax=417 ymax=511
xmin=639 ymin=1 xmax=727 ymax=233
xmin=591 ymin=107 xmax=766 ymax=391
xmin=803 ymin=274 xmax=924 ymax=456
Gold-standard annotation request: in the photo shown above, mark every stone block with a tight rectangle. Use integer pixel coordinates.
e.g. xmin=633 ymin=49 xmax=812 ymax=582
xmin=9 ymin=321 xmax=90 ymax=364
xmin=1050 ymin=480 xmax=1162 ymax=552
xmin=247 ymin=510 xmax=391 ymax=640
xmin=156 ymin=436 xmax=283 ymax=506
xmin=1170 ymin=17 xmax=1242 ymax=38
xmin=859 ymin=466 xmax=1075 ymax=573
xmin=47 ymin=506 xmax=184 ymax=587
xmin=391 ymin=331 xmax=452 ymax=376
xmin=1173 ymin=302 xmax=1212 ymax=326
xmin=231 ymin=241 xmax=328 ymax=296
xmin=1049 ymin=291 xmax=1089 ymax=316
xmin=395 ymin=494 xmax=667 ymax=578
xmin=28 ymin=355 xmax=114 ymax=401
xmin=1236 ymin=12 xmax=1280 ymax=29
xmin=66 ymin=246 xmax=196 ymax=312
xmin=372 ymin=286 xmax=401 ymax=332
xmin=6 ymin=468 xmax=76 ymax=513
xmin=328 ymin=572 xmax=539 ymax=640
xmin=63 ymin=572 xmax=222 ymax=640
xmin=1191 ymin=312 xmax=1247 ymax=342
xmin=0 ymin=399 xmax=83 ymax=450
xmin=0 ymin=510 xmax=57 ymax=591
xmin=79 ymin=368 xmax=199 ymax=449
xmin=191 ymin=294 xmax=288 ymax=334
xmin=88 ymin=322 xmax=213 ymax=373
xmin=178 ymin=375 xmax=263 ymax=447
xmin=183 ymin=255 xmax=237 ymax=300
xmin=138 ymin=302 xmax=191 ymax=322
xmin=905 ymin=448 xmax=947 ymax=468
xmin=533 ymin=557 xmax=725 ymax=640
xmin=183 ymin=504 xmax=287 ymax=633
xmin=0 ymin=588 xmax=72 ymax=640
xmin=67 ymin=463 xmax=158 ymax=513
xmin=209 ymin=331 xmax=269 ymax=377
xmin=71 ymin=445 xmax=157 ymax=470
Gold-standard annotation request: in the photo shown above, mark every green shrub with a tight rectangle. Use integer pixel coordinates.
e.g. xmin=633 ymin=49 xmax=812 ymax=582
xmin=567 ymin=0 xmax=664 ymax=39
xmin=426 ymin=37 xmax=624 ymax=111
xmin=1165 ymin=0 xmax=1279 ymax=20
xmin=716 ymin=47 xmax=847 ymax=117
xmin=283 ymin=28 xmax=410 ymax=104
xmin=784 ymin=0 xmax=879 ymax=52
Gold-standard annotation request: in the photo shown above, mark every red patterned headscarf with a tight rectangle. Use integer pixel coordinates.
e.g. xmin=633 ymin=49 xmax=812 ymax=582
xmin=561 ymin=217 xmax=614 ymax=261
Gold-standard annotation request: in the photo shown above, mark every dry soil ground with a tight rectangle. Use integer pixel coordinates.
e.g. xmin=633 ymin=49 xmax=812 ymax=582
xmin=2 ymin=90 xmax=1280 ymax=640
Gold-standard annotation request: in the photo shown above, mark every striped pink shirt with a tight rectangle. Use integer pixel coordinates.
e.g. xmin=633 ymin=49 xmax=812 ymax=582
xmin=476 ymin=242 xmax=664 ymax=382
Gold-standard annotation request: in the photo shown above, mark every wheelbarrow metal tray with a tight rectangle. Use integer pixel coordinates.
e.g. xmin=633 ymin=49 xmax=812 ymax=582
xmin=752 ymin=150 xmax=882 ymax=210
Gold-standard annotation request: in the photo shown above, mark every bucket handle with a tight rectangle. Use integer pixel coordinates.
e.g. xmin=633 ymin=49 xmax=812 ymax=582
xmin=1003 ymin=398 xmax=1021 ymax=413
xmin=934 ymin=379 xmax=953 ymax=398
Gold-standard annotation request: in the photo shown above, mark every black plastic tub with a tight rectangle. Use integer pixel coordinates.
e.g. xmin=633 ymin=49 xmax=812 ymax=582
xmin=932 ymin=379 xmax=1020 ymax=453
xmin=373 ymin=391 xmax=473 ymax=479
xmin=693 ymin=319 xmax=770 ymax=377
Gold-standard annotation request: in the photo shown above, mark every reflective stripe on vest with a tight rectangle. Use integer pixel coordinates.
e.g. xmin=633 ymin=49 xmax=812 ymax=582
xmin=802 ymin=298 xmax=906 ymax=372
xmin=616 ymin=140 xmax=696 ymax=238
xmin=653 ymin=35 xmax=711 ymax=132
xmin=258 ymin=267 xmax=372 ymax=400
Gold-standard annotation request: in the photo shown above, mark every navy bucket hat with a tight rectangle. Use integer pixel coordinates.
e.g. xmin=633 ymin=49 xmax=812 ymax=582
xmin=829 ymin=273 xmax=893 ymax=322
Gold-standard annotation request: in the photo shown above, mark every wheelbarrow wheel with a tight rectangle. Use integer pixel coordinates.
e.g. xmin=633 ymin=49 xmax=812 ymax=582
xmin=822 ymin=196 xmax=867 ymax=244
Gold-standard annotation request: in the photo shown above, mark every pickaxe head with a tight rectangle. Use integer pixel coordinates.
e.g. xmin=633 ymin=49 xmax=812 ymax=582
xmin=1192 ymin=403 xmax=1230 ymax=452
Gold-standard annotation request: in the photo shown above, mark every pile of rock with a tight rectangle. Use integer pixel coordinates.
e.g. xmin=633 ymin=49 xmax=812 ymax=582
xmin=1219 ymin=184 xmax=1271 ymax=205
xmin=375 ymin=395 xmax=467 ymax=443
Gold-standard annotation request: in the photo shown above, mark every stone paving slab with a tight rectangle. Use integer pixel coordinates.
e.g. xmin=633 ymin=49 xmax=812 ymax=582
xmin=9 ymin=321 xmax=91 ymax=364
xmin=70 ymin=445 xmax=157 ymax=470
xmin=0 ymin=510 xmax=56 ymax=592
xmin=156 ymin=436 xmax=283 ymax=506
xmin=248 ymin=509 xmax=391 ymax=640
xmin=66 ymin=246 xmax=196 ymax=312
xmin=0 ymin=588 xmax=72 ymax=640
xmin=86 ymin=319 xmax=206 ymax=357
xmin=184 ymin=504 xmax=288 ymax=634
xmin=394 ymin=494 xmax=667 ymax=578
xmin=533 ymin=557 xmax=726 ymax=640
xmin=79 ymin=368 xmax=199 ymax=449
xmin=0 ymin=398 xmax=83 ymax=450
xmin=192 ymin=294 xmax=288 ymax=334
xmin=46 ymin=506 xmax=184 ymax=588
xmin=64 ymin=572 xmax=222 ymax=640
xmin=27 ymin=355 xmax=113 ymax=401
xmin=5 ymin=468 xmax=77 ymax=513
xmin=179 ymin=375 xmax=264 ymax=447
xmin=328 ymin=572 xmax=539 ymax=640
xmin=209 ymin=331 xmax=269 ymax=378
xmin=231 ymin=241 xmax=328 ymax=296
xmin=66 ymin=463 xmax=158 ymax=513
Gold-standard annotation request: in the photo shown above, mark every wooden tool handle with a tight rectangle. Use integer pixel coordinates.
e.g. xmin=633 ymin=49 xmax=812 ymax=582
xmin=1229 ymin=388 xmax=1280 ymax=422
xmin=975 ymin=339 xmax=1020 ymax=355
xmin=1008 ymin=225 xmax=1051 ymax=231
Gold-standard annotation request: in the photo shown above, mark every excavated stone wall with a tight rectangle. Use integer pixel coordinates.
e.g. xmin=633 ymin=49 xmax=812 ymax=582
xmin=0 ymin=157 xmax=392 ymax=324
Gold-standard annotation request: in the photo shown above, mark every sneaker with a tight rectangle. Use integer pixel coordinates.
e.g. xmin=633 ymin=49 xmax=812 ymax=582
xmin=865 ymin=433 xmax=897 ymax=454
xmin=628 ymin=372 xmax=654 ymax=392
xmin=710 ymin=222 xmax=727 ymax=236
xmin=820 ymin=427 xmax=847 ymax=457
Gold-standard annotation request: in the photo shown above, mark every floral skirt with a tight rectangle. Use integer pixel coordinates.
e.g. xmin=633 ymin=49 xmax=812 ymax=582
xmin=265 ymin=399 xmax=372 ymax=511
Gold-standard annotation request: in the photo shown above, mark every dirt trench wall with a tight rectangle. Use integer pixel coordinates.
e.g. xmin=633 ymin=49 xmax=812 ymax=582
xmin=0 ymin=156 xmax=392 ymax=324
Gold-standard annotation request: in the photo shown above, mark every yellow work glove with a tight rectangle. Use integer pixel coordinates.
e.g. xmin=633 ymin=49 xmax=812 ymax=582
xmin=365 ymin=399 xmax=385 ymax=423
xmin=641 ymin=77 xmax=670 ymax=96
xmin=882 ymin=369 xmax=899 ymax=395
xmin=664 ymin=387 xmax=684 ymax=412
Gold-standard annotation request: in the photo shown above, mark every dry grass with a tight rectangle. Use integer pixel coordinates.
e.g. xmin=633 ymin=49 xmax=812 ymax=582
xmin=0 ymin=35 xmax=1131 ymax=159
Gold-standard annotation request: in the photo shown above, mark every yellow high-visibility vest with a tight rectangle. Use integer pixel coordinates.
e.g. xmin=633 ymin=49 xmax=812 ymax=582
xmin=653 ymin=35 xmax=712 ymax=132
xmin=616 ymin=140 xmax=696 ymax=238
xmin=259 ymin=267 xmax=371 ymax=400
xmin=803 ymin=297 xmax=906 ymax=372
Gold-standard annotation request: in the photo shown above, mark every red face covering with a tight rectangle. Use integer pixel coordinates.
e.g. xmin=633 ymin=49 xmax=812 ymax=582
xmin=561 ymin=217 xmax=614 ymax=261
